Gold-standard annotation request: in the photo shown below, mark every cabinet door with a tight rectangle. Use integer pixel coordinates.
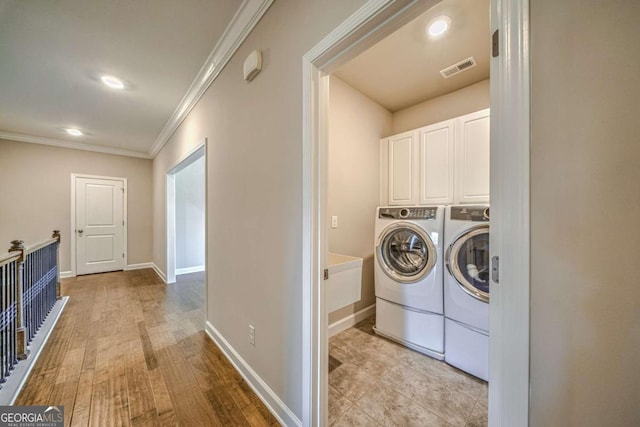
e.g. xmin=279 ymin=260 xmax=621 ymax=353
xmin=419 ymin=120 xmax=455 ymax=205
xmin=456 ymin=109 xmax=490 ymax=204
xmin=380 ymin=138 xmax=389 ymax=206
xmin=388 ymin=130 xmax=417 ymax=205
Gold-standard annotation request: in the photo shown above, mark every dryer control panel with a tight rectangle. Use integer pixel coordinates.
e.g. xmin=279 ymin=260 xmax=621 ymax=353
xmin=450 ymin=206 xmax=490 ymax=221
xmin=379 ymin=207 xmax=437 ymax=220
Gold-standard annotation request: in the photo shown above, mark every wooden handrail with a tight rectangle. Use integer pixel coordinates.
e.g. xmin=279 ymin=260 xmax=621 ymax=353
xmin=0 ymin=251 xmax=20 ymax=267
xmin=24 ymin=238 xmax=58 ymax=255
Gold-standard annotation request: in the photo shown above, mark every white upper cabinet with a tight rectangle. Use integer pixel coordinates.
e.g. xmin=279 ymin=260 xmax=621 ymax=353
xmin=419 ymin=120 xmax=455 ymax=205
xmin=380 ymin=109 xmax=490 ymax=207
xmin=455 ymin=109 xmax=490 ymax=204
xmin=388 ymin=130 xmax=417 ymax=205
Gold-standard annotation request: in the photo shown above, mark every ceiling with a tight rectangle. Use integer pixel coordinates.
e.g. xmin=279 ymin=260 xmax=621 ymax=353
xmin=334 ymin=0 xmax=490 ymax=112
xmin=0 ymin=0 xmax=244 ymax=156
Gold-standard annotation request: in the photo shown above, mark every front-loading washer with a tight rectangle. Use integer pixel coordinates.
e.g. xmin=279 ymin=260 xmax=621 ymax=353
xmin=444 ymin=205 xmax=490 ymax=381
xmin=373 ymin=206 xmax=445 ymax=359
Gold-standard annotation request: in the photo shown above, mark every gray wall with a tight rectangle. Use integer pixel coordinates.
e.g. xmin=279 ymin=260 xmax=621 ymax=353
xmin=151 ymin=0 xmax=368 ymax=418
xmin=0 ymin=139 xmax=153 ymax=272
xmin=530 ymin=0 xmax=640 ymax=425
xmin=175 ymin=155 xmax=205 ymax=270
xmin=328 ymin=76 xmax=392 ymax=324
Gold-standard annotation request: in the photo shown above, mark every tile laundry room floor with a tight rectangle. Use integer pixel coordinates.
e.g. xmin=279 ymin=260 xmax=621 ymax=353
xmin=329 ymin=316 xmax=487 ymax=426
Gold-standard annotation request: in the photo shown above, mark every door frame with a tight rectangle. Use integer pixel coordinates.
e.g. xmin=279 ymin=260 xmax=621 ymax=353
xmin=165 ymin=140 xmax=207 ymax=285
xmin=301 ymin=0 xmax=531 ymax=426
xmin=70 ymin=173 xmax=128 ymax=277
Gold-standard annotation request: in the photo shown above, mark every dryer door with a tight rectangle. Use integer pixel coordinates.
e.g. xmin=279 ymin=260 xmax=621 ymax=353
xmin=446 ymin=225 xmax=490 ymax=302
xmin=377 ymin=222 xmax=437 ymax=284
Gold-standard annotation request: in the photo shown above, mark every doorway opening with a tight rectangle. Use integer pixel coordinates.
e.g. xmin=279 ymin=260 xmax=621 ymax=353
xmin=166 ymin=143 xmax=206 ymax=284
xmin=302 ymin=0 xmax=530 ymax=425
xmin=326 ymin=0 xmax=489 ymax=424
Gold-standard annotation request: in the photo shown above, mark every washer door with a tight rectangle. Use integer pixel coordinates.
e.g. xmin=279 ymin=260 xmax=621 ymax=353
xmin=446 ymin=225 xmax=490 ymax=303
xmin=377 ymin=222 xmax=437 ymax=284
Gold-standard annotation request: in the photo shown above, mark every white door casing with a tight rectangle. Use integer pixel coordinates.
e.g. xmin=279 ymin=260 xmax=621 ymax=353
xmin=165 ymin=142 xmax=207 ymax=285
xmin=302 ymin=0 xmax=530 ymax=426
xmin=489 ymin=0 xmax=531 ymax=425
xmin=74 ymin=176 xmax=126 ymax=275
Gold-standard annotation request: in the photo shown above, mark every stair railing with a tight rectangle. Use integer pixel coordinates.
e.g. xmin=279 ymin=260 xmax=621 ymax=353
xmin=0 ymin=231 xmax=61 ymax=387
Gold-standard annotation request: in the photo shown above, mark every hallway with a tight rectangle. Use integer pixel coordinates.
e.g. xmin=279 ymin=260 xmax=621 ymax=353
xmin=16 ymin=270 xmax=278 ymax=426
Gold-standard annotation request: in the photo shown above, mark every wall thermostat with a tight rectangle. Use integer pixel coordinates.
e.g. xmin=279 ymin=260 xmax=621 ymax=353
xmin=243 ymin=50 xmax=262 ymax=82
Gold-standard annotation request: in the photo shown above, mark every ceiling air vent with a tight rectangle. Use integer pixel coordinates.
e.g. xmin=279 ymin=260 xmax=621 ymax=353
xmin=440 ymin=57 xmax=477 ymax=79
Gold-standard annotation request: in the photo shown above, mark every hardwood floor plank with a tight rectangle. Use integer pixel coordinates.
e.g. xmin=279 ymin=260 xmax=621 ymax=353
xmin=155 ymin=344 xmax=223 ymax=426
xmin=136 ymin=321 xmax=158 ymax=371
xmin=90 ymin=358 xmax=130 ymax=427
xmin=238 ymin=380 xmax=279 ymax=425
xmin=205 ymin=387 xmax=251 ymax=426
xmin=49 ymin=380 xmax=81 ymax=427
xmin=81 ymin=322 xmax=100 ymax=372
xmin=146 ymin=367 xmax=173 ymax=417
xmin=70 ymin=369 xmax=94 ymax=427
xmin=16 ymin=270 xmax=277 ymax=427
xmin=125 ymin=361 xmax=155 ymax=421
xmin=14 ymin=367 xmax=58 ymax=405
xmin=241 ymin=404 xmax=274 ymax=427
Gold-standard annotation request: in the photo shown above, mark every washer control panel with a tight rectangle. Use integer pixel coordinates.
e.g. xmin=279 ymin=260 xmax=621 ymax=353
xmin=379 ymin=207 xmax=437 ymax=220
xmin=450 ymin=206 xmax=490 ymax=222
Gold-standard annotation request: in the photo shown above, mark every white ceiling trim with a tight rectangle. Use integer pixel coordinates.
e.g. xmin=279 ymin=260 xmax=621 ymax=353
xmin=148 ymin=0 xmax=274 ymax=158
xmin=0 ymin=131 xmax=151 ymax=159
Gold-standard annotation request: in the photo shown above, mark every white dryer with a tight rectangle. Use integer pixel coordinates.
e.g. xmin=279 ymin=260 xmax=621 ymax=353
xmin=373 ymin=206 xmax=445 ymax=359
xmin=444 ymin=205 xmax=490 ymax=381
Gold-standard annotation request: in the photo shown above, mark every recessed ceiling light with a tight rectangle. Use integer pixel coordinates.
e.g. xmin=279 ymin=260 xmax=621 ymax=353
xmin=101 ymin=75 xmax=125 ymax=89
xmin=428 ymin=16 xmax=451 ymax=38
xmin=66 ymin=128 xmax=83 ymax=136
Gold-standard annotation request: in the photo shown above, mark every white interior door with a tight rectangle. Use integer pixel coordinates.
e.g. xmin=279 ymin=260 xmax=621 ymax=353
xmin=75 ymin=177 xmax=125 ymax=275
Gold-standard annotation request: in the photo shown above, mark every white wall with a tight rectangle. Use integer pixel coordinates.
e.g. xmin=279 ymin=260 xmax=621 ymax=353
xmin=175 ymin=155 xmax=205 ymax=270
xmin=328 ymin=76 xmax=392 ymax=324
xmin=529 ymin=0 xmax=640 ymax=425
xmin=151 ymin=0 xmax=368 ymax=419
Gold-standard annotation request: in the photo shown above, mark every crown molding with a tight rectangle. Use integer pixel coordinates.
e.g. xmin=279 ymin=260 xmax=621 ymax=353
xmin=0 ymin=0 xmax=273 ymax=160
xmin=0 ymin=131 xmax=151 ymax=159
xmin=148 ymin=0 xmax=274 ymax=158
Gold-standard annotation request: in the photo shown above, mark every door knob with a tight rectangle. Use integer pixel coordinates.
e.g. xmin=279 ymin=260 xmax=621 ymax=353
xmin=77 ymin=229 xmax=83 ymax=235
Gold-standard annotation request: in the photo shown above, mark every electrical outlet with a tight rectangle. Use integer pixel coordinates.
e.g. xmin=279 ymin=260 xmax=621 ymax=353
xmin=331 ymin=216 xmax=338 ymax=229
xmin=249 ymin=325 xmax=255 ymax=346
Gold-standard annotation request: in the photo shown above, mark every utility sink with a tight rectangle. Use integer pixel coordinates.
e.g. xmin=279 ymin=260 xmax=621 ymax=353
xmin=326 ymin=253 xmax=363 ymax=313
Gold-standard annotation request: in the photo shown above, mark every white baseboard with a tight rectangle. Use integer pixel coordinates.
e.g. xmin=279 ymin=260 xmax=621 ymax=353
xmin=151 ymin=263 xmax=167 ymax=283
xmin=124 ymin=262 xmax=154 ymax=271
xmin=60 ymin=271 xmax=74 ymax=279
xmin=204 ymin=321 xmax=301 ymax=427
xmin=328 ymin=303 xmax=376 ymax=338
xmin=176 ymin=265 xmax=205 ymax=275
xmin=0 ymin=297 xmax=69 ymax=405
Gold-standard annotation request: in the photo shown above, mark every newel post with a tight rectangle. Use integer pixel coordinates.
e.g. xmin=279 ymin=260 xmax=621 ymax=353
xmin=9 ymin=240 xmax=28 ymax=360
xmin=52 ymin=230 xmax=61 ymax=300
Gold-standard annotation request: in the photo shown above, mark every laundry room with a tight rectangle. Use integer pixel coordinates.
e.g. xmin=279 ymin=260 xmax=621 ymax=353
xmin=325 ymin=0 xmax=491 ymax=425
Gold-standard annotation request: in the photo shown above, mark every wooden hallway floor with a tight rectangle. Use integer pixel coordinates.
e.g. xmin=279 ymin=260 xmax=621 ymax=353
xmin=16 ymin=269 xmax=279 ymax=427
